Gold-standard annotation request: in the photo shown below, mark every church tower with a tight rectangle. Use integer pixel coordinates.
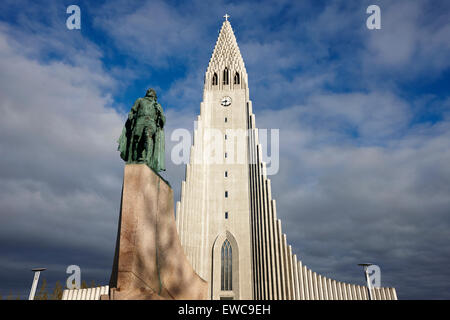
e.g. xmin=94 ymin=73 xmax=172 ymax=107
xmin=176 ymin=17 xmax=398 ymax=301
xmin=176 ymin=17 xmax=253 ymax=300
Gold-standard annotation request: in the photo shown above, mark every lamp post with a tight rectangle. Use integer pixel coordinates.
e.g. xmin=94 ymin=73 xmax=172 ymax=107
xmin=358 ymin=263 xmax=374 ymax=300
xmin=28 ymin=268 xmax=46 ymax=300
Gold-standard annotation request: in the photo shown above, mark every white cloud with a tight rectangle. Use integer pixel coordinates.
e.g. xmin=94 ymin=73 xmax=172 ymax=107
xmin=95 ymin=0 xmax=210 ymax=68
xmin=363 ymin=0 xmax=450 ymax=78
xmin=0 ymin=23 xmax=125 ymax=278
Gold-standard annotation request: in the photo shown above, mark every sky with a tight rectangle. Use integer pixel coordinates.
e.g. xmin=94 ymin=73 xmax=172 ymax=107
xmin=0 ymin=0 xmax=449 ymax=300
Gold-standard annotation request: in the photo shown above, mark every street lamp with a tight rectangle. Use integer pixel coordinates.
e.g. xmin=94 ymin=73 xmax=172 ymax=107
xmin=28 ymin=268 xmax=46 ymax=300
xmin=358 ymin=263 xmax=374 ymax=300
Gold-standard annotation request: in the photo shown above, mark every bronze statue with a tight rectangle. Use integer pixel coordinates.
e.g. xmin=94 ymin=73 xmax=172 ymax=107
xmin=118 ymin=88 xmax=165 ymax=172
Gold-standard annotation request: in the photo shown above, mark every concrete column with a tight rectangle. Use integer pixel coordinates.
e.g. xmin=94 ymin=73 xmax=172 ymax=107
xmin=391 ymin=288 xmax=398 ymax=300
xmin=335 ymin=280 xmax=340 ymax=300
xmin=332 ymin=280 xmax=338 ymax=300
xmin=87 ymin=288 xmax=94 ymax=300
xmin=312 ymin=272 xmax=319 ymax=300
xmin=335 ymin=282 xmax=341 ymax=300
xmin=327 ymin=279 xmax=332 ymax=300
xmin=308 ymin=268 xmax=314 ymax=300
xmin=253 ymin=181 xmax=260 ymax=299
xmin=184 ymin=165 xmax=191 ymax=262
xmin=355 ymin=285 xmax=362 ymax=300
xmin=349 ymin=284 xmax=355 ymax=300
xmin=180 ymin=182 xmax=186 ymax=248
xmin=249 ymin=129 xmax=257 ymax=298
xmin=383 ymin=287 xmax=391 ymax=300
xmin=198 ymin=162 xmax=206 ymax=277
xmin=265 ymin=180 xmax=276 ymax=299
xmin=287 ymin=245 xmax=295 ymax=300
xmin=317 ymin=275 xmax=324 ymax=300
xmin=347 ymin=283 xmax=353 ymax=300
xmin=261 ymin=160 xmax=271 ymax=300
xmin=176 ymin=202 xmax=180 ymax=233
xmin=187 ymin=163 xmax=195 ymax=264
xmin=277 ymin=220 xmax=286 ymax=299
xmin=341 ymin=282 xmax=347 ymax=300
xmin=253 ymin=144 xmax=262 ymax=298
xmin=375 ymin=288 xmax=381 ymax=300
xmin=351 ymin=284 xmax=357 ymax=301
xmin=308 ymin=270 xmax=314 ymax=300
xmin=94 ymin=287 xmax=101 ymax=300
xmin=292 ymin=255 xmax=300 ymax=300
xmin=271 ymin=201 xmax=282 ymax=299
xmin=380 ymin=287 xmax=387 ymax=300
xmin=361 ymin=286 xmax=368 ymax=300
xmin=378 ymin=288 xmax=384 ymax=300
xmin=260 ymin=172 xmax=272 ymax=299
xmin=344 ymin=284 xmax=350 ymax=300
xmin=192 ymin=164 xmax=199 ymax=271
xmin=192 ymin=162 xmax=199 ymax=270
xmin=361 ymin=285 xmax=366 ymax=300
xmin=81 ymin=289 xmax=87 ymax=300
xmin=348 ymin=283 xmax=354 ymax=300
xmin=297 ymin=261 xmax=305 ymax=300
xmin=302 ymin=265 xmax=309 ymax=300
xmin=282 ymin=235 xmax=291 ymax=299
xmin=255 ymin=142 xmax=265 ymax=299
xmin=322 ymin=277 xmax=329 ymax=300
xmin=257 ymin=147 xmax=269 ymax=299
xmin=327 ymin=278 xmax=332 ymax=300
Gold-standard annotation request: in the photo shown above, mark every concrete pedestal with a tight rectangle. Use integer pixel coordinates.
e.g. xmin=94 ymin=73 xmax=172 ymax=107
xmin=107 ymin=164 xmax=208 ymax=300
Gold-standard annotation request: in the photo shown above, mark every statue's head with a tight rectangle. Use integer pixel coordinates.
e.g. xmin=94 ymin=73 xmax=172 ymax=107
xmin=145 ymin=88 xmax=157 ymax=100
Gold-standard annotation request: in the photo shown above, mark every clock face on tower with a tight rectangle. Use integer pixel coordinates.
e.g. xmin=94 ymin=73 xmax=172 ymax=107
xmin=221 ymin=96 xmax=232 ymax=106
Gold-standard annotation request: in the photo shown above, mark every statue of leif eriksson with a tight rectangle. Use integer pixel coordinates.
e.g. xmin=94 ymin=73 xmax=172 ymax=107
xmin=118 ymin=88 xmax=165 ymax=172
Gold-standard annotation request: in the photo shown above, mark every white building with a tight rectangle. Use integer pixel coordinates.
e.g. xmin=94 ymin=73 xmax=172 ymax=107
xmin=175 ymin=17 xmax=398 ymax=300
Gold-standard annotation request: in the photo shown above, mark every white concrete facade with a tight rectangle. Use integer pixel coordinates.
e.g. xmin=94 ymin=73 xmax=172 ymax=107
xmin=62 ymin=286 xmax=109 ymax=300
xmin=176 ymin=19 xmax=397 ymax=300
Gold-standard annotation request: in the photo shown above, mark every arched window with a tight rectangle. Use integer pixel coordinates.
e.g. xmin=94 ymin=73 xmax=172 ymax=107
xmin=234 ymin=72 xmax=240 ymax=85
xmin=223 ymin=68 xmax=229 ymax=85
xmin=212 ymin=73 xmax=218 ymax=86
xmin=221 ymin=239 xmax=232 ymax=290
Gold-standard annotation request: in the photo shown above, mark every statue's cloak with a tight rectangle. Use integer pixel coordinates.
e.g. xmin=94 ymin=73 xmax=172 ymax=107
xmin=118 ymin=121 xmax=131 ymax=162
xmin=152 ymin=127 xmax=165 ymax=172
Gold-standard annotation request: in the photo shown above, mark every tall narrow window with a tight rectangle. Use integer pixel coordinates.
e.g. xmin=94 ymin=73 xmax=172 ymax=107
xmin=225 ymin=191 xmax=228 ymax=198
xmin=234 ymin=72 xmax=240 ymax=85
xmin=225 ymin=117 xmax=228 ymax=123
xmin=223 ymin=68 xmax=229 ymax=85
xmin=212 ymin=73 xmax=218 ymax=86
xmin=221 ymin=239 xmax=232 ymax=290
xmin=225 ymin=171 xmax=228 ymax=177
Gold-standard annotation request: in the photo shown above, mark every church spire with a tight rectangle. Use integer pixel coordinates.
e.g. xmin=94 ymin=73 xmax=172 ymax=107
xmin=205 ymin=17 xmax=247 ymax=90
